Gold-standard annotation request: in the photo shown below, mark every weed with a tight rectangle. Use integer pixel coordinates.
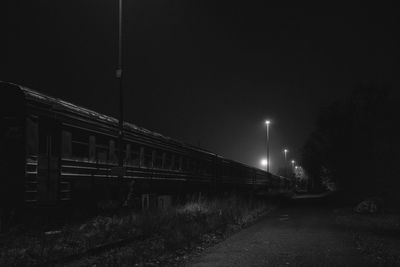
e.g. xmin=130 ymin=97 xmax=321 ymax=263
xmin=0 ymin=196 xmax=274 ymax=266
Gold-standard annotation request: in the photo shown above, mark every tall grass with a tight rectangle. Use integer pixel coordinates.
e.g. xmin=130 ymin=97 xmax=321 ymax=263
xmin=0 ymin=195 xmax=274 ymax=266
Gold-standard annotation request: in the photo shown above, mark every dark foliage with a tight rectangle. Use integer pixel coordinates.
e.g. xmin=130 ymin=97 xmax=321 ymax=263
xmin=277 ymin=167 xmax=293 ymax=179
xmin=301 ymin=84 xmax=400 ymax=199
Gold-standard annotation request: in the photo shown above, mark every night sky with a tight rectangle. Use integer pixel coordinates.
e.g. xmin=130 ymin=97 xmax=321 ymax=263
xmin=3 ymin=2 xmax=399 ymax=172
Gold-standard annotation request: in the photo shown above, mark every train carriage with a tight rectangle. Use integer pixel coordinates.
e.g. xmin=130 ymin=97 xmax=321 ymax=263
xmin=0 ymin=82 xmax=294 ymax=228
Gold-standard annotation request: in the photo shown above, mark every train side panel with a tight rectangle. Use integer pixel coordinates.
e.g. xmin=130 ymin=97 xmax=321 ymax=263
xmin=0 ymin=83 xmax=26 ymax=228
xmin=1 ymin=82 xmax=296 ymax=225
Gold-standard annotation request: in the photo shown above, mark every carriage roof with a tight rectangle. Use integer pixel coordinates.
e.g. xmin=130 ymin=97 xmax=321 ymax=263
xmin=18 ymin=84 xmax=218 ymax=156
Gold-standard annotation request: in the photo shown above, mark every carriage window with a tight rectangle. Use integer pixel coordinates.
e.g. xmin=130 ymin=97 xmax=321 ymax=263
xmin=109 ymin=140 xmax=117 ymax=163
xmin=222 ymin=165 xmax=229 ymax=176
xmin=95 ymin=142 xmax=107 ymax=163
xmin=26 ymin=118 xmax=38 ymax=156
xmin=143 ymin=147 xmax=153 ymax=168
xmin=184 ymin=158 xmax=190 ymax=171
xmin=198 ymin=161 xmax=204 ymax=174
xmin=139 ymin=147 xmax=144 ymax=167
xmin=205 ymin=162 xmax=212 ymax=174
xmin=89 ymin=135 xmax=96 ymax=161
xmin=162 ymin=152 xmax=166 ymax=169
xmin=185 ymin=158 xmax=192 ymax=172
xmin=125 ymin=144 xmax=131 ymax=164
xmin=97 ymin=147 xmax=108 ymax=162
xmin=170 ymin=154 xmax=176 ymax=170
xmin=61 ymin=130 xmax=72 ymax=158
xmin=171 ymin=154 xmax=179 ymax=170
xmin=130 ymin=145 xmax=140 ymax=166
xmin=203 ymin=162 xmax=208 ymax=174
xmin=196 ymin=160 xmax=202 ymax=173
xmin=154 ymin=150 xmax=163 ymax=169
xmin=179 ymin=156 xmax=184 ymax=171
xmin=191 ymin=160 xmax=198 ymax=173
xmin=68 ymin=127 xmax=92 ymax=161
xmin=165 ymin=153 xmax=172 ymax=169
xmin=151 ymin=150 xmax=156 ymax=168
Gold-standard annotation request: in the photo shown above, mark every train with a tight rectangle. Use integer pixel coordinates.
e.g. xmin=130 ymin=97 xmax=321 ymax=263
xmin=0 ymin=82 xmax=294 ymax=228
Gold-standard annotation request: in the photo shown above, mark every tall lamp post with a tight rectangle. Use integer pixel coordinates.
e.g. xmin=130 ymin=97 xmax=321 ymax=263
xmin=265 ymin=120 xmax=271 ymax=173
xmin=117 ymin=0 xmax=124 ymax=174
xmin=283 ymin=149 xmax=288 ymax=162
xmin=291 ymin=160 xmax=296 ymax=182
xmin=283 ymin=148 xmax=288 ymax=176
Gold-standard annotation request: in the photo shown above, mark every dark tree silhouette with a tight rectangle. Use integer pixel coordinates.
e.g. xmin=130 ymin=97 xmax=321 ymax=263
xmin=301 ymin=84 xmax=399 ymax=198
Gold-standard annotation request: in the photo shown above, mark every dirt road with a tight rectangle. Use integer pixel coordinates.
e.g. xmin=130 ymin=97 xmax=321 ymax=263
xmin=185 ymin=198 xmax=374 ymax=267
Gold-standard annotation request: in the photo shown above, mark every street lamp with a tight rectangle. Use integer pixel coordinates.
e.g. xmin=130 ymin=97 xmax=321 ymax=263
xmin=283 ymin=149 xmax=288 ymax=162
xmin=291 ymin=160 xmax=295 ymax=169
xmin=260 ymin=158 xmax=268 ymax=171
xmin=265 ymin=120 xmax=271 ymax=172
xmin=116 ymin=0 xmax=125 ymax=177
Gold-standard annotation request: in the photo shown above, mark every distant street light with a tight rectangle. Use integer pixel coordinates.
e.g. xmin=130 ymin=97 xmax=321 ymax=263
xmin=284 ymin=149 xmax=288 ymax=162
xmin=260 ymin=158 xmax=268 ymax=171
xmin=265 ymin=120 xmax=271 ymax=172
xmin=291 ymin=160 xmax=295 ymax=169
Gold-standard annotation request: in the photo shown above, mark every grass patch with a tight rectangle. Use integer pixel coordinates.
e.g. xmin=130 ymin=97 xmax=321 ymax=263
xmin=335 ymin=208 xmax=400 ymax=266
xmin=0 ymin=195 xmax=275 ymax=266
xmin=335 ymin=208 xmax=400 ymax=235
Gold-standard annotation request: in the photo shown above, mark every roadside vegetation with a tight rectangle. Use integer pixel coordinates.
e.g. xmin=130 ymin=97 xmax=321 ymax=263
xmin=299 ymin=84 xmax=400 ymax=265
xmin=335 ymin=207 xmax=400 ymax=266
xmin=0 ymin=195 xmax=275 ymax=267
xmin=300 ymin=84 xmax=400 ymax=204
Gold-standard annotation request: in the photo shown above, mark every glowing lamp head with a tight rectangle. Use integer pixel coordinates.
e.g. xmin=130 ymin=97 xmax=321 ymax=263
xmin=260 ymin=159 xmax=268 ymax=166
xmin=284 ymin=149 xmax=288 ymax=153
xmin=265 ymin=120 xmax=270 ymax=125
xmin=291 ymin=160 xmax=295 ymax=164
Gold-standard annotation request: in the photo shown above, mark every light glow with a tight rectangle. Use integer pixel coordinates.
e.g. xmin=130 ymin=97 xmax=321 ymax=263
xmin=260 ymin=159 xmax=268 ymax=166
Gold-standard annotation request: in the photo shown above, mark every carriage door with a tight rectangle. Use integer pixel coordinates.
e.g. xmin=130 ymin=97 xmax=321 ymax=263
xmin=37 ymin=118 xmax=61 ymax=205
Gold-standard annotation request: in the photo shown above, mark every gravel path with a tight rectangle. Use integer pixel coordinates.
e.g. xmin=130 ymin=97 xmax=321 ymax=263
xmin=185 ymin=200 xmax=373 ymax=267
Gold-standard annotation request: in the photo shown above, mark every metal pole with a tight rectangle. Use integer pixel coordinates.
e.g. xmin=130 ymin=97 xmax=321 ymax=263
xmin=266 ymin=123 xmax=270 ymax=173
xmin=284 ymin=150 xmax=287 ymax=176
xmin=117 ymin=0 xmax=124 ymax=171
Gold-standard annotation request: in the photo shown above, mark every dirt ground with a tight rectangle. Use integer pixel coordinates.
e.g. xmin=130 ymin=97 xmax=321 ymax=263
xmin=184 ymin=198 xmax=400 ymax=267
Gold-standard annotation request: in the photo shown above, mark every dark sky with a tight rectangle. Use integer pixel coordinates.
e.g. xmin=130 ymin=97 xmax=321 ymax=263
xmin=3 ymin=2 xmax=399 ymax=172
